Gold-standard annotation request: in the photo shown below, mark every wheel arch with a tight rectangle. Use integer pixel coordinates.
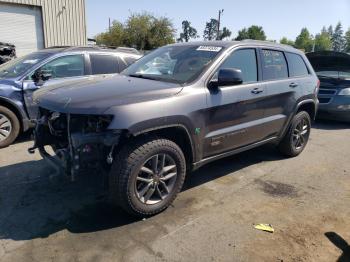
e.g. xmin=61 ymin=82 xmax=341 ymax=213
xmin=296 ymin=99 xmax=317 ymax=120
xmin=122 ymin=124 xmax=196 ymax=169
xmin=0 ymin=96 xmax=27 ymax=132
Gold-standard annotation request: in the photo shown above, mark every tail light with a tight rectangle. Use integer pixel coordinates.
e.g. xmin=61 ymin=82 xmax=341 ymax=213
xmin=315 ymin=79 xmax=320 ymax=94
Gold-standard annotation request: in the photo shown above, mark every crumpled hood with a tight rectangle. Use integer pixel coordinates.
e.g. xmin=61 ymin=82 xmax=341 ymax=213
xmin=0 ymin=78 xmax=17 ymax=86
xmin=33 ymin=74 xmax=183 ymax=114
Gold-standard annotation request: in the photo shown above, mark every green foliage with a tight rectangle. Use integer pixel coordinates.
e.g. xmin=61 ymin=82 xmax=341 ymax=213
xmin=314 ymin=27 xmax=332 ymax=51
xmin=95 ymin=12 xmax=175 ymax=50
xmin=332 ymin=22 xmax=346 ymax=52
xmin=95 ymin=21 xmax=125 ymax=47
xmin=280 ymin=37 xmax=295 ymax=46
xmin=235 ymin=25 xmax=266 ymax=41
xmin=345 ymin=28 xmax=350 ymax=52
xmin=294 ymin=28 xmax=314 ymax=52
xmin=203 ymin=19 xmax=218 ymax=41
xmin=218 ymin=27 xmax=232 ymax=40
xmin=177 ymin=21 xmax=198 ymax=42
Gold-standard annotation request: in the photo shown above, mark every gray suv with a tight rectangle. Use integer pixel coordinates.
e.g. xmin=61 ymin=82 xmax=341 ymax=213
xmin=0 ymin=46 xmax=141 ymax=147
xmin=31 ymin=41 xmax=319 ymax=216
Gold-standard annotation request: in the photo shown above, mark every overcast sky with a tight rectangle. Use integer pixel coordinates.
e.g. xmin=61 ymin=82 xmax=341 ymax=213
xmin=86 ymin=0 xmax=350 ymax=41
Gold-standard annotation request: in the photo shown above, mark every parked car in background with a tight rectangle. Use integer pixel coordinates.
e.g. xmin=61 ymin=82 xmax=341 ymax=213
xmin=307 ymin=51 xmax=350 ymax=122
xmin=31 ymin=41 xmax=318 ymax=216
xmin=0 ymin=46 xmax=141 ymax=147
xmin=0 ymin=42 xmax=16 ymax=65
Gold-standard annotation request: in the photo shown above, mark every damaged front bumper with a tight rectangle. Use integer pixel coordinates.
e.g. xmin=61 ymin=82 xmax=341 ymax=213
xmin=29 ymin=110 xmax=122 ymax=180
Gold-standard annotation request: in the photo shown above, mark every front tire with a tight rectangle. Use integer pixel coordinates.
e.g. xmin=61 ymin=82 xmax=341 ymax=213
xmin=278 ymin=111 xmax=311 ymax=157
xmin=0 ymin=106 xmax=20 ymax=148
xmin=109 ymin=137 xmax=186 ymax=217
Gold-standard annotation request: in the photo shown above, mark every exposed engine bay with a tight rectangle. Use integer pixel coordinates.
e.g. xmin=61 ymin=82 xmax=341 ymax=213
xmin=29 ymin=108 xmax=121 ymax=180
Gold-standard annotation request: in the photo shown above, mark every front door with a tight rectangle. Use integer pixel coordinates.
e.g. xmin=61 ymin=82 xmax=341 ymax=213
xmin=23 ymin=54 xmax=86 ymax=119
xmin=203 ymin=48 xmax=268 ymax=158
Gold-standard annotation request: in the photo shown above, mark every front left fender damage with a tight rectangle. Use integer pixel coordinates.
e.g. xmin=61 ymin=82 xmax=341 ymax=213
xmin=29 ymin=109 xmax=122 ymax=180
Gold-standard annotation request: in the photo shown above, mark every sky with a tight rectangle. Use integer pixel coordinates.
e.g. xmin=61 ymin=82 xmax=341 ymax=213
xmin=86 ymin=0 xmax=350 ymax=41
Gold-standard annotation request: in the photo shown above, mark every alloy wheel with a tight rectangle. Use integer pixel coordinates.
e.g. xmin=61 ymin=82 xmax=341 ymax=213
xmin=292 ymin=118 xmax=309 ymax=150
xmin=0 ymin=113 xmax=12 ymax=142
xmin=135 ymin=153 xmax=178 ymax=205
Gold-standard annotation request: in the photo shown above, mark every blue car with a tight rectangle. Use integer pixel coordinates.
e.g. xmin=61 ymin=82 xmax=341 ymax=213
xmin=307 ymin=51 xmax=350 ymax=122
xmin=0 ymin=46 xmax=141 ymax=147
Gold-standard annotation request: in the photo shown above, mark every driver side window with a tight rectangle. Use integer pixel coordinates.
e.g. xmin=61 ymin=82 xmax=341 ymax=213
xmin=36 ymin=55 xmax=85 ymax=79
xmin=216 ymin=49 xmax=258 ymax=83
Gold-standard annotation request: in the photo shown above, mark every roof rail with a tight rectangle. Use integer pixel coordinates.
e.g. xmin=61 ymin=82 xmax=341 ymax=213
xmin=45 ymin=45 xmax=141 ymax=55
xmin=115 ymin=47 xmax=140 ymax=55
xmin=46 ymin=46 xmax=72 ymax=49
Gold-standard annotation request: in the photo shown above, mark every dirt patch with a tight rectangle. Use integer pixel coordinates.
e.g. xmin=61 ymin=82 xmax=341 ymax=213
xmin=255 ymin=179 xmax=298 ymax=198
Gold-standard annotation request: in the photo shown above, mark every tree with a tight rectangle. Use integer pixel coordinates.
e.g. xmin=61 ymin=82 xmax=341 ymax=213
xmin=327 ymin=25 xmax=334 ymax=37
xmin=95 ymin=21 xmax=125 ymax=47
xmin=148 ymin=17 xmax=176 ymax=48
xmin=235 ymin=25 xmax=266 ymax=41
xmin=177 ymin=20 xmax=198 ymax=42
xmin=294 ymin=28 xmax=314 ymax=52
xmin=345 ymin=28 xmax=350 ymax=52
xmin=280 ymin=37 xmax=295 ymax=46
xmin=314 ymin=27 xmax=332 ymax=51
xmin=218 ymin=27 xmax=232 ymax=40
xmin=203 ymin=19 xmax=219 ymax=41
xmin=332 ymin=22 xmax=346 ymax=52
xmin=95 ymin=12 xmax=175 ymax=50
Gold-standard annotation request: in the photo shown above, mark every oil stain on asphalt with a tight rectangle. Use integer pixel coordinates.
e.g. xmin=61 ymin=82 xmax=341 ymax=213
xmin=255 ymin=179 xmax=298 ymax=198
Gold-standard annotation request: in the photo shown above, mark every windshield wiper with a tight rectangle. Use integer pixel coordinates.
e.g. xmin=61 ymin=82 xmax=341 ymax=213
xmin=128 ymin=74 xmax=160 ymax=81
xmin=127 ymin=73 xmax=181 ymax=84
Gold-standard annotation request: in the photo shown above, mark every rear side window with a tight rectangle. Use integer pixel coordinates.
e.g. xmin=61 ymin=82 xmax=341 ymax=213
xmin=219 ymin=49 xmax=257 ymax=83
xmin=124 ymin=57 xmax=138 ymax=66
xmin=90 ymin=54 xmax=119 ymax=75
xmin=118 ymin=56 xmax=137 ymax=72
xmin=286 ymin=53 xmax=309 ymax=77
xmin=261 ymin=50 xmax=288 ymax=80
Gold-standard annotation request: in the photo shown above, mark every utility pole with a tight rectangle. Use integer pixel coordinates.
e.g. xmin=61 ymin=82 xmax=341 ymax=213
xmin=217 ymin=9 xmax=224 ymax=40
xmin=109 ymin=18 xmax=111 ymax=33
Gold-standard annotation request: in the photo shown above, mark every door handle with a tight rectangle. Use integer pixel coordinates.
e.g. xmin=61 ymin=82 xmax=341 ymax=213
xmin=251 ymin=88 xmax=264 ymax=94
xmin=289 ymin=82 xmax=298 ymax=88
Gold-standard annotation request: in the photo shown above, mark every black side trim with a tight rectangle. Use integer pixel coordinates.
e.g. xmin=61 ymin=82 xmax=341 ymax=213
xmin=192 ymin=136 xmax=278 ymax=171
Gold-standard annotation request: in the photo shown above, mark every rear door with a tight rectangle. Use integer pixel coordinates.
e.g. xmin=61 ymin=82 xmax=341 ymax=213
xmin=204 ymin=48 xmax=268 ymax=157
xmin=22 ymin=54 xmax=88 ymax=119
xmin=258 ymin=49 xmax=298 ymax=138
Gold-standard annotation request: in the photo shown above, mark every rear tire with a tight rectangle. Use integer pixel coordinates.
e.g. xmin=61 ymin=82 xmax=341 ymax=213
xmin=0 ymin=106 xmax=20 ymax=148
xmin=109 ymin=136 xmax=186 ymax=217
xmin=278 ymin=111 xmax=311 ymax=157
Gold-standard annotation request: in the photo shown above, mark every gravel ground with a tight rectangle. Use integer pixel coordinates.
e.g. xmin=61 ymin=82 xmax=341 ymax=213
xmin=0 ymin=120 xmax=349 ymax=262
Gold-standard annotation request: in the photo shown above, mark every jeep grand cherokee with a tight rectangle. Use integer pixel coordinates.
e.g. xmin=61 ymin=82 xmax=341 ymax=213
xmin=30 ymin=41 xmax=319 ymax=216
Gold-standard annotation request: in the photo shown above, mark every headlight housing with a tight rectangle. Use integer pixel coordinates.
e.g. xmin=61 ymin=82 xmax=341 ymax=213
xmin=338 ymin=88 xmax=350 ymax=96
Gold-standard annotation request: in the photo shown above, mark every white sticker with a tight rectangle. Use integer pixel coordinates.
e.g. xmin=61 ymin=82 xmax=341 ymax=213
xmin=197 ymin=46 xmax=222 ymax=52
xmin=22 ymin=59 xmax=39 ymax=64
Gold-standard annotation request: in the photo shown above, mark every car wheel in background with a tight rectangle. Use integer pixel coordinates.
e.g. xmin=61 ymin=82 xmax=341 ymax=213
xmin=0 ymin=106 xmax=20 ymax=148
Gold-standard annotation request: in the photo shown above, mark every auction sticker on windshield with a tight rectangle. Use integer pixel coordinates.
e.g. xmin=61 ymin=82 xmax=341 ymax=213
xmin=197 ymin=46 xmax=222 ymax=52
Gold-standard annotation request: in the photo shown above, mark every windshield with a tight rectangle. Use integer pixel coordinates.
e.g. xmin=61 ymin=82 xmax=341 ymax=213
xmin=316 ymin=70 xmax=350 ymax=80
xmin=122 ymin=45 xmax=224 ymax=84
xmin=0 ymin=52 xmax=51 ymax=78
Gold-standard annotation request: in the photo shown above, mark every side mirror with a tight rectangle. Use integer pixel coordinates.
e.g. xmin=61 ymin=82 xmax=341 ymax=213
xmin=32 ymin=70 xmax=52 ymax=86
xmin=209 ymin=68 xmax=243 ymax=89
